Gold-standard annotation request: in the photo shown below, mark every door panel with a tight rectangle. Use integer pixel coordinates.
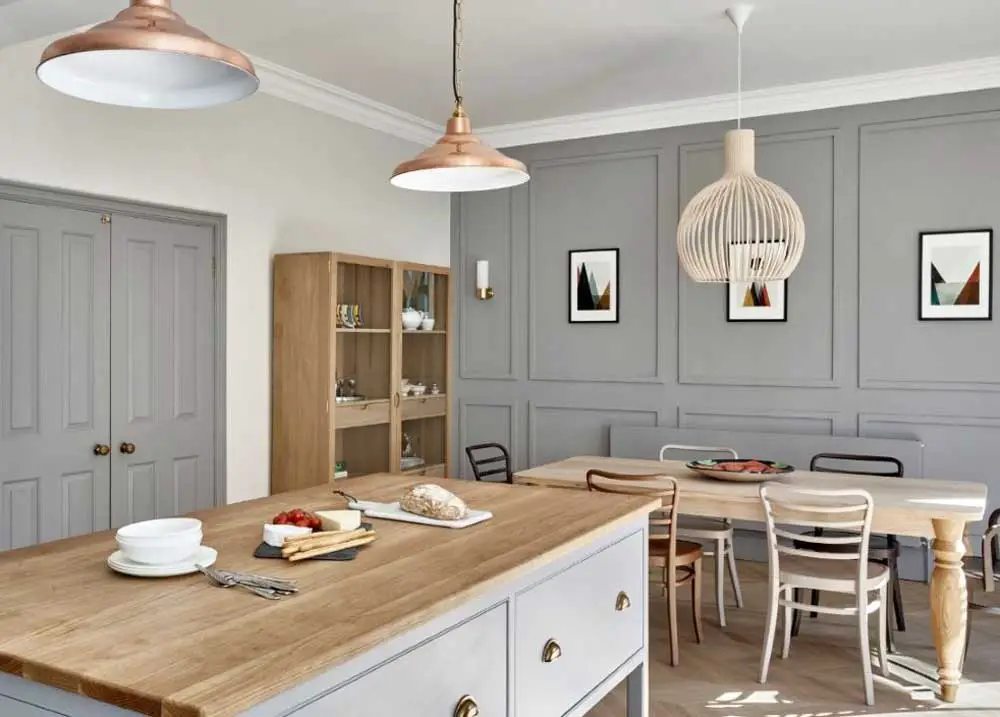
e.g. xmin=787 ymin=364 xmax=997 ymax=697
xmin=0 ymin=200 xmax=110 ymax=549
xmin=110 ymin=216 xmax=215 ymax=527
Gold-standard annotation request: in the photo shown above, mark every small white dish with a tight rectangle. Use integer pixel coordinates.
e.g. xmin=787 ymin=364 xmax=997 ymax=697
xmin=420 ymin=318 xmax=436 ymax=330
xmin=107 ymin=545 xmax=218 ymax=578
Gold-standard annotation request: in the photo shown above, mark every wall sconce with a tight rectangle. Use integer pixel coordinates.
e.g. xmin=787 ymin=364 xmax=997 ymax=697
xmin=476 ymin=260 xmax=494 ymax=300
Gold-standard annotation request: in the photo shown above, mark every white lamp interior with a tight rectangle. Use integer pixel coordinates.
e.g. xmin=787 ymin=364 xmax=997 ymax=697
xmin=390 ymin=166 xmax=529 ymax=193
xmin=37 ymin=50 xmax=259 ymax=109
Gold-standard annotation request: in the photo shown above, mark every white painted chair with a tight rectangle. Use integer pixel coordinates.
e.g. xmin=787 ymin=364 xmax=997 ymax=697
xmin=659 ymin=444 xmax=744 ymax=627
xmin=758 ymin=485 xmax=891 ymax=706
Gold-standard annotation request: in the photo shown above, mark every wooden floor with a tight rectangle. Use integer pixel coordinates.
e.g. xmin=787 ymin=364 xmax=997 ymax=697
xmin=589 ymin=561 xmax=1000 ymax=717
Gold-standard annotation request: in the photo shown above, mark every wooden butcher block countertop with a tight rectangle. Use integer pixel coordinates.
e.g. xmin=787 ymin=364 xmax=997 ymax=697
xmin=0 ymin=474 xmax=657 ymax=717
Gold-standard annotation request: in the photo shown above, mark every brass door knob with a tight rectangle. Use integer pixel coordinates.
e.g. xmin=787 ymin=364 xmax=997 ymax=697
xmin=119 ymin=442 xmax=136 ymax=455
xmin=542 ymin=639 xmax=562 ymax=663
xmin=93 ymin=444 xmax=111 ymax=456
xmin=616 ymin=591 xmax=631 ymax=612
xmin=454 ymin=695 xmax=479 ymax=717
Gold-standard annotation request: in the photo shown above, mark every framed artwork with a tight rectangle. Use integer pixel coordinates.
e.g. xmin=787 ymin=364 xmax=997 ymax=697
xmin=919 ymin=229 xmax=993 ymax=321
xmin=727 ymin=278 xmax=787 ymax=322
xmin=726 ymin=242 xmax=787 ymax=322
xmin=569 ymin=248 xmax=619 ymax=323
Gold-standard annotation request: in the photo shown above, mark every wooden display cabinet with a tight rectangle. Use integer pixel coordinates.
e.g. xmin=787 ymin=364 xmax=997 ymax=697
xmin=271 ymin=253 xmax=451 ymax=493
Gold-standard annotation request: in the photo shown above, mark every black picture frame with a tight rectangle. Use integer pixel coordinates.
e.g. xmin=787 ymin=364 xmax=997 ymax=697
xmin=568 ymin=248 xmax=620 ymax=324
xmin=725 ymin=279 xmax=789 ymax=322
xmin=918 ymin=228 xmax=993 ymax=321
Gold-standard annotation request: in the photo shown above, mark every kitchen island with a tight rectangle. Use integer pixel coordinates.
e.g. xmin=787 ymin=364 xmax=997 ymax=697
xmin=0 ymin=474 xmax=658 ymax=717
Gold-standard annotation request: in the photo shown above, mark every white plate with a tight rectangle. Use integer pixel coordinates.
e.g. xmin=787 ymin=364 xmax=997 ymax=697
xmin=348 ymin=500 xmax=492 ymax=529
xmin=107 ymin=545 xmax=218 ymax=578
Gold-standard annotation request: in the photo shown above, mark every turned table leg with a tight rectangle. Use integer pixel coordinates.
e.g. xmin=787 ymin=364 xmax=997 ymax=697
xmin=930 ymin=518 xmax=968 ymax=703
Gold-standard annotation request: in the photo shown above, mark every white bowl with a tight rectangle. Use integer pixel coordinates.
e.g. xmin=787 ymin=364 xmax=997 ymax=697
xmin=116 ymin=518 xmax=203 ymax=565
xmin=420 ymin=318 xmax=436 ymax=330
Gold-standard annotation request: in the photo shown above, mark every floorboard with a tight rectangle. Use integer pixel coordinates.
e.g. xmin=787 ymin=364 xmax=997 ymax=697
xmin=588 ymin=561 xmax=1000 ymax=717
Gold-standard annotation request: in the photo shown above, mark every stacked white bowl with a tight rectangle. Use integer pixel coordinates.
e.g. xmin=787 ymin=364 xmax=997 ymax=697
xmin=115 ymin=518 xmax=203 ymax=565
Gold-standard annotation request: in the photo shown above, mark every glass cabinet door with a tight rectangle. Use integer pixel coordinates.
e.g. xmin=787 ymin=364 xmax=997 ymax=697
xmin=399 ymin=266 xmax=449 ymax=476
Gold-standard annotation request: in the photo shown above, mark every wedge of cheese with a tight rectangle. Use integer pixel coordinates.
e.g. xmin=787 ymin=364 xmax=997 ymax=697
xmin=316 ymin=509 xmax=362 ymax=532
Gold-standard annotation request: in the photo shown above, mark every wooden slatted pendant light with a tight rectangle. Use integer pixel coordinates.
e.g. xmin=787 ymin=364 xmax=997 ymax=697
xmin=677 ymin=5 xmax=805 ymax=283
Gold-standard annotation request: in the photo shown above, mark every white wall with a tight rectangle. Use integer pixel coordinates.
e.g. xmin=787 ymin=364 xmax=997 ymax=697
xmin=0 ymin=38 xmax=451 ymax=503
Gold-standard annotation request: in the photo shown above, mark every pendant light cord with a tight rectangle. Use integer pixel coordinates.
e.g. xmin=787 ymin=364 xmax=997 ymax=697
xmin=453 ymin=0 xmax=463 ymax=109
xmin=736 ymin=21 xmax=742 ymax=129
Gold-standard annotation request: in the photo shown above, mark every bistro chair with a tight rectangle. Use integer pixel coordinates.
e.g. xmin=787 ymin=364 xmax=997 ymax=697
xmin=759 ymin=484 xmax=891 ymax=706
xmin=587 ymin=469 xmax=704 ymax=666
xmin=792 ymin=453 xmax=905 ymax=643
xmin=962 ymin=506 xmax=1000 ymax=667
xmin=659 ymin=444 xmax=744 ymax=627
xmin=464 ymin=442 xmax=513 ymax=484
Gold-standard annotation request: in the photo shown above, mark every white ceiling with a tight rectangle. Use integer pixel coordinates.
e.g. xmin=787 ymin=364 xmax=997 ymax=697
xmin=7 ymin=0 xmax=1000 ymax=129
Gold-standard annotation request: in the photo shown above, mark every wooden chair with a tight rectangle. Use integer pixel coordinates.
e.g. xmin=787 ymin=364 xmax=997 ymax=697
xmin=464 ymin=443 xmax=513 ymax=484
xmin=586 ymin=469 xmax=703 ymax=666
xmin=759 ymin=484 xmax=891 ymax=706
xmin=962 ymin=507 xmax=1000 ymax=668
xmin=792 ymin=453 xmax=905 ymax=643
xmin=659 ymin=444 xmax=744 ymax=627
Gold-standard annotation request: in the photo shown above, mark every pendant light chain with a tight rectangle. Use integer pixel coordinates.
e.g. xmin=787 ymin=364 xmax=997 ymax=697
xmin=453 ymin=0 xmax=464 ymax=110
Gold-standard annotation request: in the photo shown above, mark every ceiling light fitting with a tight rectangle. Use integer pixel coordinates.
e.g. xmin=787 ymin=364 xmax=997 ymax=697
xmin=391 ymin=0 xmax=529 ymax=193
xmin=37 ymin=0 xmax=259 ymax=110
xmin=676 ymin=4 xmax=805 ymax=283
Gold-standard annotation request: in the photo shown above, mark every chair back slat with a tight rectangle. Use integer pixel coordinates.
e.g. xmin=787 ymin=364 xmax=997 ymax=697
xmin=760 ymin=485 xmax=875 ymax=591
xmin=658 ymin=443 xmax=738 ymax=462
xmin=809 ymin=452 xmax=903 ymax=478
xmin=464 ymin=442 xmax=513 ymax=484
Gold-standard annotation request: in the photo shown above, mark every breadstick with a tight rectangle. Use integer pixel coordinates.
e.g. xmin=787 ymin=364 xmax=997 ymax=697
xmin=284 ymin=527 xmax=366 ymax=545
xmin=281 ymin=528 xmax=369 ymax=556
xmin=287 ymin=533 xmax=378 ymax=562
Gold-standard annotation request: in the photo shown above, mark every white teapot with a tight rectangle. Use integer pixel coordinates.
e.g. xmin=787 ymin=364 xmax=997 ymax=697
xmin=402 ymin=307 xmax=424 ymax=330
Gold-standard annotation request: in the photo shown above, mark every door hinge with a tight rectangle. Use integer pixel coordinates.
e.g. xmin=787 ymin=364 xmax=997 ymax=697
xmin=212 ymin=257 xmax=216 ymax=278
xmin=101 ymin=214 xmax=111 ymax=225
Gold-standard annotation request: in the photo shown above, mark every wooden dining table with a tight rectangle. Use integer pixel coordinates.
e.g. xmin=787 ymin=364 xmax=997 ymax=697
xmin=514 ymin=455 xmax=989 ymax=703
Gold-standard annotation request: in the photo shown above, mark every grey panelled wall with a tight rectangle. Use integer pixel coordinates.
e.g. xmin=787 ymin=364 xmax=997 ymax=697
xmin=452 ymin=88 xmax=1000 ymax=539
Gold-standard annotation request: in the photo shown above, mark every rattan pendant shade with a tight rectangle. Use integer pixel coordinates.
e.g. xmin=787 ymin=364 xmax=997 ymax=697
xmin=677 ymin=5 xmax=805 ymax=283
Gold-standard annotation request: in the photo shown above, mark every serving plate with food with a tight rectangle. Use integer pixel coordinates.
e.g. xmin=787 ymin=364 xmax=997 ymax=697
xmin=685 ymin=458 xmax=793 ymax=483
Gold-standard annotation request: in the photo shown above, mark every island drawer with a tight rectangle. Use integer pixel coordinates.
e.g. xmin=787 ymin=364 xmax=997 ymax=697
xmin=290 ymin=604 xmax=507 ymax=717
xmin=515 ymin=530 xmax=645 ymax=717
xmin=0 ymin=695 xmax=58 ymax=717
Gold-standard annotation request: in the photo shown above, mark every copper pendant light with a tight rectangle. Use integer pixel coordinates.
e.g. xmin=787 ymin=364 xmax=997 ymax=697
xmin=37 ymin=0 xmax=258 ymax=110
xmin=391 ymin=0 xmax=529 ymax=192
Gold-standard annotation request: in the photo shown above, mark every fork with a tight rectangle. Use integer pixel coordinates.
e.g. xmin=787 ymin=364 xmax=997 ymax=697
xmin=197 ymin=564 xmax=287 ymax=600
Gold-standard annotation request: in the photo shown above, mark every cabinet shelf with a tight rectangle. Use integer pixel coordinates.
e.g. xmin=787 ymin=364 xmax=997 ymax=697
xmin=402 ymin=329 xmax=447 ymax=335
xmin=337 ymin=328 xmax=391 ymax=334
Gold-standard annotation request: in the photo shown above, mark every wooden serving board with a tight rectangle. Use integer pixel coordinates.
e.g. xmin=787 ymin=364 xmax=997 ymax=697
xmin=349 ymin=500 xmax=493 ymax=529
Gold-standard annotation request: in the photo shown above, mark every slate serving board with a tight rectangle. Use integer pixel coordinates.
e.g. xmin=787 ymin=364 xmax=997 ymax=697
xmin=253 ymin=523 xmax=374 ymax=561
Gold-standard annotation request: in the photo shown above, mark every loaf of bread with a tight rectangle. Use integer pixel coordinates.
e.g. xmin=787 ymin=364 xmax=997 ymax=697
xmin=400 ymin=484 xmax=469 ymax=521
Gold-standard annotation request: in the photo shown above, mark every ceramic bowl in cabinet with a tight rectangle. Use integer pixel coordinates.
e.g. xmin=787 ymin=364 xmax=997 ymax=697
xmin=115 ymin=518 xmax=203 ymax=565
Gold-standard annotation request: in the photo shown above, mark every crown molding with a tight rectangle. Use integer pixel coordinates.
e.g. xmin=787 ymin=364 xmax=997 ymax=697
xmin=253 ymin=57 xmax=440 ymax=146
xmin=476 ymin=56 xmax=1000 ymax=148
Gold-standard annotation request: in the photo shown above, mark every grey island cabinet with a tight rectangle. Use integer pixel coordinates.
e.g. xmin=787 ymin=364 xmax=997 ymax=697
xmin=0 ymin=475 xmax=658 ymax=717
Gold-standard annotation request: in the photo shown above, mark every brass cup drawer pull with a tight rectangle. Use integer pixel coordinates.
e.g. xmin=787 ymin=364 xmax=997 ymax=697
xmin=542 ymin=638 xmax=562 ymax=663
xmin=454 ymin=695 xmax=479 ymax=717
xmin=120 ymin=442 xmax=136 ymax=455
xmin=93 ymin=444 xmax=111 ymax=456
xmin=616 ymin=591 xmax=631 ymax=612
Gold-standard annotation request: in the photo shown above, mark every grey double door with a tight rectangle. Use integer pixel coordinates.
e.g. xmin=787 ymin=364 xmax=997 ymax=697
xmin=0 ymin=199 xmax=216 ymax=550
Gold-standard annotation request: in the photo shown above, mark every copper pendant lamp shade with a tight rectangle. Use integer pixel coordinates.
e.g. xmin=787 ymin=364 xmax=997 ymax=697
xmin=391 ymin=108 xmax=528 ymax=192
xmin=37 ymin=0 xmax=259 ymax=109
xmin=391 ymin=0 xmax=529 ymax=192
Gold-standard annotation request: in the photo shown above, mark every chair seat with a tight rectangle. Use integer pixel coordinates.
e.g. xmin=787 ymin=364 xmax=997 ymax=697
xmin=677 ymin=516 xmax=732 ymax=539
xmin=649 ymin=539 xmax=703 ymax=566
xmin=780 ymin=556 xmax=890 ymax=593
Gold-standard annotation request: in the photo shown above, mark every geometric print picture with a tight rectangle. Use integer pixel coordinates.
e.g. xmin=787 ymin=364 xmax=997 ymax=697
xmin=727 ymin=277 xmax=787 ymax=321
xmin=569 ymin=248 xmax=619 ymax=323
xmin=919 ymin=229 xmax=992 ymax=320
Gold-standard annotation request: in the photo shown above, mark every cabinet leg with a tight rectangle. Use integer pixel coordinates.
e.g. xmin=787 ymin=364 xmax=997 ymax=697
xmin=930 ymin=518 xmax=968 ymax=703
xmin=626 ymin=661 xmax=648 ymax=717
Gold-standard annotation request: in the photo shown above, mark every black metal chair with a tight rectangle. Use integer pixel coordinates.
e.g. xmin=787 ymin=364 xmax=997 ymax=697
xmin=792 ymin=453 xmax=906 ymax=642
xmin=465 ymin=443 xmax=513 ymax=484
